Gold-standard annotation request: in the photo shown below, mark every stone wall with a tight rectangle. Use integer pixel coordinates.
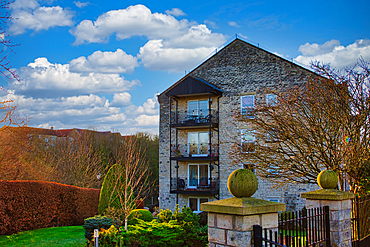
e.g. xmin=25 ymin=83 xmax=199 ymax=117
xmin=158 ymin=39 xmax=321 ymax=212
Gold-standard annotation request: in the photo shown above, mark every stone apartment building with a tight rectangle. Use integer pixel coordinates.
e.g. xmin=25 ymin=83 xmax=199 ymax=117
xmin=158 ymin=38 xmax=319 ymax=213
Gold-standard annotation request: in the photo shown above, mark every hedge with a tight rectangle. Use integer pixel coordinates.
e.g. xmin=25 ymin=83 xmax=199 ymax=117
xmin=0 ymin=180 xmax=100 ymax=235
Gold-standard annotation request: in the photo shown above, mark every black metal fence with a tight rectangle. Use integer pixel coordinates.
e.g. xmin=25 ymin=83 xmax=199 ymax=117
xmin=352 ymin=194 xmax=370 ymax=247
xmin=254 ymin=206 xmax=330 ymax=247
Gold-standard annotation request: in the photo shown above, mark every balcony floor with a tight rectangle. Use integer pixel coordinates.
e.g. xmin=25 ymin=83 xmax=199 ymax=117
xmin=170 ymin=122 xmax=218 ymax=129
xmin=170 ymin=155 xmax=218 ymax=161
xmin=170 ymin=188 xmax=219 ymax=195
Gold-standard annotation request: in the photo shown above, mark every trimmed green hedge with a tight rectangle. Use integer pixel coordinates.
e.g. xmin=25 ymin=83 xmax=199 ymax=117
xmin=0 ymin=180 xmax=100 ymax=235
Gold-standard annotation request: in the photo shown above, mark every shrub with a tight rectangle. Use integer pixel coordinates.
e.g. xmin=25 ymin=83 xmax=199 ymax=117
xmin=0 ymin=180 xmax=99 ymax=235
xmin=91 ymin=206 xmax=208 ymax=247
xmin=158 ymin=204 xmax=200 ymax=227
xmin=89 ymin=225 xmax=120 ymax=247
xmin=121 ymin=220 xmax=185 ymax=247
xmin=157 ymin=205 xmax=207 ymax=246
xmin=98 ymin=164 xmax=121 ymax=215
xmin=98 ymin=164 xmax=134 ymax=215
xmin=128 ymin=209 xmax=153 ymax=225
xmin=83 ymin=215 xmax=120 ymax=242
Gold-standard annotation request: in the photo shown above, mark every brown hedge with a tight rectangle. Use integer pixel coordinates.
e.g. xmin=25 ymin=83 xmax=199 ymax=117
xmin=0 ymin=180 xmax=100 ymax=235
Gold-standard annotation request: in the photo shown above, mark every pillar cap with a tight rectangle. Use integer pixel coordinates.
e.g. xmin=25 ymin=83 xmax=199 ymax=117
xmin=301 ymin=189 xmax=355 ymax=201
xmin=201 ymin=197 xmax=285 ymax=216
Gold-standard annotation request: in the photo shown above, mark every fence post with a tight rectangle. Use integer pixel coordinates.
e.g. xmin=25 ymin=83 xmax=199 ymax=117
xmin=253 ymin=225 xmax=262 ymax=247
xmin=324 ymin=206 xmax=331 ymax=247
xmin=94 ymin=229 xmax=99 ymax=247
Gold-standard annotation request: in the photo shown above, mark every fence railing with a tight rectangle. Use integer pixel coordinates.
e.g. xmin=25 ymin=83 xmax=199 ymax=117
xmin=170 ymin=177 xmax=219 ymax=193
xmin=254 ymin=206 xmax=330 ymax=247
xmin=352 ymin=194 xmax=370 ymax=247
xmin=170 ymin=143 xmax=219 ymax=158
xmin=170 ymin=109 xmax=219 ymax=125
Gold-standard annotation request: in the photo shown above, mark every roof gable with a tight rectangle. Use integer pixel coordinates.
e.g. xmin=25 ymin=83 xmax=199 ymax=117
xmin=165 ymin=76 xmax=222 ymax=97
xmin=160 ymin=38 xmax=319 ymax=98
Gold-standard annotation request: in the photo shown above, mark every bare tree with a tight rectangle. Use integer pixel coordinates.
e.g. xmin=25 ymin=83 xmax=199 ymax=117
xmin=106 ymin=136 xmax=153 ymax=231
xmin=0 ymin=0 xmax=20 ymax=83
xmin=31 ymin=130 xmax=110 ymax=188
xmin=232 ymin=58 xmax=370 ymax=194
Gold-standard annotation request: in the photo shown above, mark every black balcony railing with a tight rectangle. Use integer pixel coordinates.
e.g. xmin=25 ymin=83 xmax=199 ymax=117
xmin=170 ymin=177 xmax=219 ymax=195
xmin=170 ymin=144 xmax=219 ymax=159
xmin=170 ymin=109 xmax=219 ymax=126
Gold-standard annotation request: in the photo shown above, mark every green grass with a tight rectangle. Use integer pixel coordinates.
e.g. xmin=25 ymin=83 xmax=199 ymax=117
xmin=0 ymin=225 xmax=86 ymax=247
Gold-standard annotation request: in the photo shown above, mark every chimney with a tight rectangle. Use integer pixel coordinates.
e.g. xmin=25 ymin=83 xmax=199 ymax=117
xmin=51 ymin=126 xmax=54 ymax=130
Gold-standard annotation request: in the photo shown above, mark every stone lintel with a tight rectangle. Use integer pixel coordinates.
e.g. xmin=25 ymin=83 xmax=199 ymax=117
xmin=201 ymin=197 xmax=285 ymax=216
xmin=301 ymin=189 xmax=355 ymax=201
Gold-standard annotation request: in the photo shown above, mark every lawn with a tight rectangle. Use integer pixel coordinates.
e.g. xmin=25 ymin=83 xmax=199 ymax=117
xmin=0 ymin=225 xmax=86 ymax=247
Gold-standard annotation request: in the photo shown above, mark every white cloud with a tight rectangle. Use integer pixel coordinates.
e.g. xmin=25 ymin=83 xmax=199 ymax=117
xmin=70 ymin=4 xmax=190 ymax=45
xmin=135 ymin=114 xmax=159 ymax=126
xmin=74 ymin=1 xmax=90 ymax=8
xmin=9 ymin=0 xmax=74 ymax=35
xmin=125 ymin=95 xmax=159 ymax=116
xmin=69 ymin=49 xmax=139 ymax=74
xmin=298 ymin=39 xmax=341 ymax=56
xmin=163 ymin=24 xmax=225 ymax=49
xmin=138 ymin=39 xmax=216 ymax=72
xmin=228 ymin=21 xmax=240 ymax=27
xmin=69 ymin=4 xmax=225 ymax=72
xmin=110 ymin=92 xmax=131 ymax=107
xmin=12 ymin=57 xmax=138 ymax=97
xmin=136 ymin=24 xmax=224 ymax=72
xmin=295 ymin=39 xmax=370 ymax=68
xmin=165 ymin=8 xmax=186 ymax=16
xmin=0 ymin=92 xmax=160 ymax=134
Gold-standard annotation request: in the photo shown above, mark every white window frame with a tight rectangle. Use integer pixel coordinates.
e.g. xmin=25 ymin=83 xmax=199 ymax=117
xmin=187 ymin=163 xmax=210 ymax=189
xmin=188 ymin=197 xmax=209 ymax=213
xmin=241 ymin=129 xmax=255 ymax=153
xmin=241 ymin=95 xmax=255 ymax=118
xmin=188 ymin=132 xmax=209 ymax=156
xmin=266 ymin=93 xmax=277 ymax=106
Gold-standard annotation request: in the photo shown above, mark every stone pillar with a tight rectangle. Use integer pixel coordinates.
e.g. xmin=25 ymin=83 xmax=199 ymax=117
xmin=202 ymin=197 xmax=285 ymax=246
xmin=201 ymin=169 xmax=285 ymax=247
xmin=301 ymin=170 xmax=355 ymax=247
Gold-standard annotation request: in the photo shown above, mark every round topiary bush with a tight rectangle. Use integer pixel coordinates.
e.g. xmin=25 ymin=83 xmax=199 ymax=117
xmin=317 ymin=170 xmax=338 ymax=189
xmin=128 ymin=209 xmax=153 ymax=225
xmin=227 ymin=169 xmax=258 ymax=197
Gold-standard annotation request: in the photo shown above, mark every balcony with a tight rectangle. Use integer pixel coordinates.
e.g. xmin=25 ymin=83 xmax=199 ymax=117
xmin=170 ymin=177 xmax=219 ymax=195
xmin=170 ymin=109 xmax=219 ymax=129
xmin=170 ymin=144 xmax=219 ymax=161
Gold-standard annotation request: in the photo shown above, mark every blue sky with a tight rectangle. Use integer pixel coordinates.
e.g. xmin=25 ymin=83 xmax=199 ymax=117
xmin=0 ymin=0 xmax=369 ymax=134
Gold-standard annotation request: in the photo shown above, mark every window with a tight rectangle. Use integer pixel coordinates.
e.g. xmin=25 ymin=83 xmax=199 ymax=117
xmin=241 ymin=129 xmax=255 ymax=153
xmin=188 ymin=100 xmax=208 ymax=118
xmin=189 ymin=197 xmax=208 ymax=213
xmin=241 ymin=95 xmax=255 ymax=118
xmin=188 ymin=132 xmax=209 ymax=156
xmin=188 ymin=164 xmax=209 ymax=188
xmin=266 ymin=94 xmax=277 ymax=106
xmin=267 ymin=197 xmax=280 ymax=202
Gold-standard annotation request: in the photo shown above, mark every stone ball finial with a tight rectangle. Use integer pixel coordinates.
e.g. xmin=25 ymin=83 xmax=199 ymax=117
xmin=317 ymin=170 xmax=338 ymax=189
xmin=227 ymin=169 xmax=258 ymax=197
